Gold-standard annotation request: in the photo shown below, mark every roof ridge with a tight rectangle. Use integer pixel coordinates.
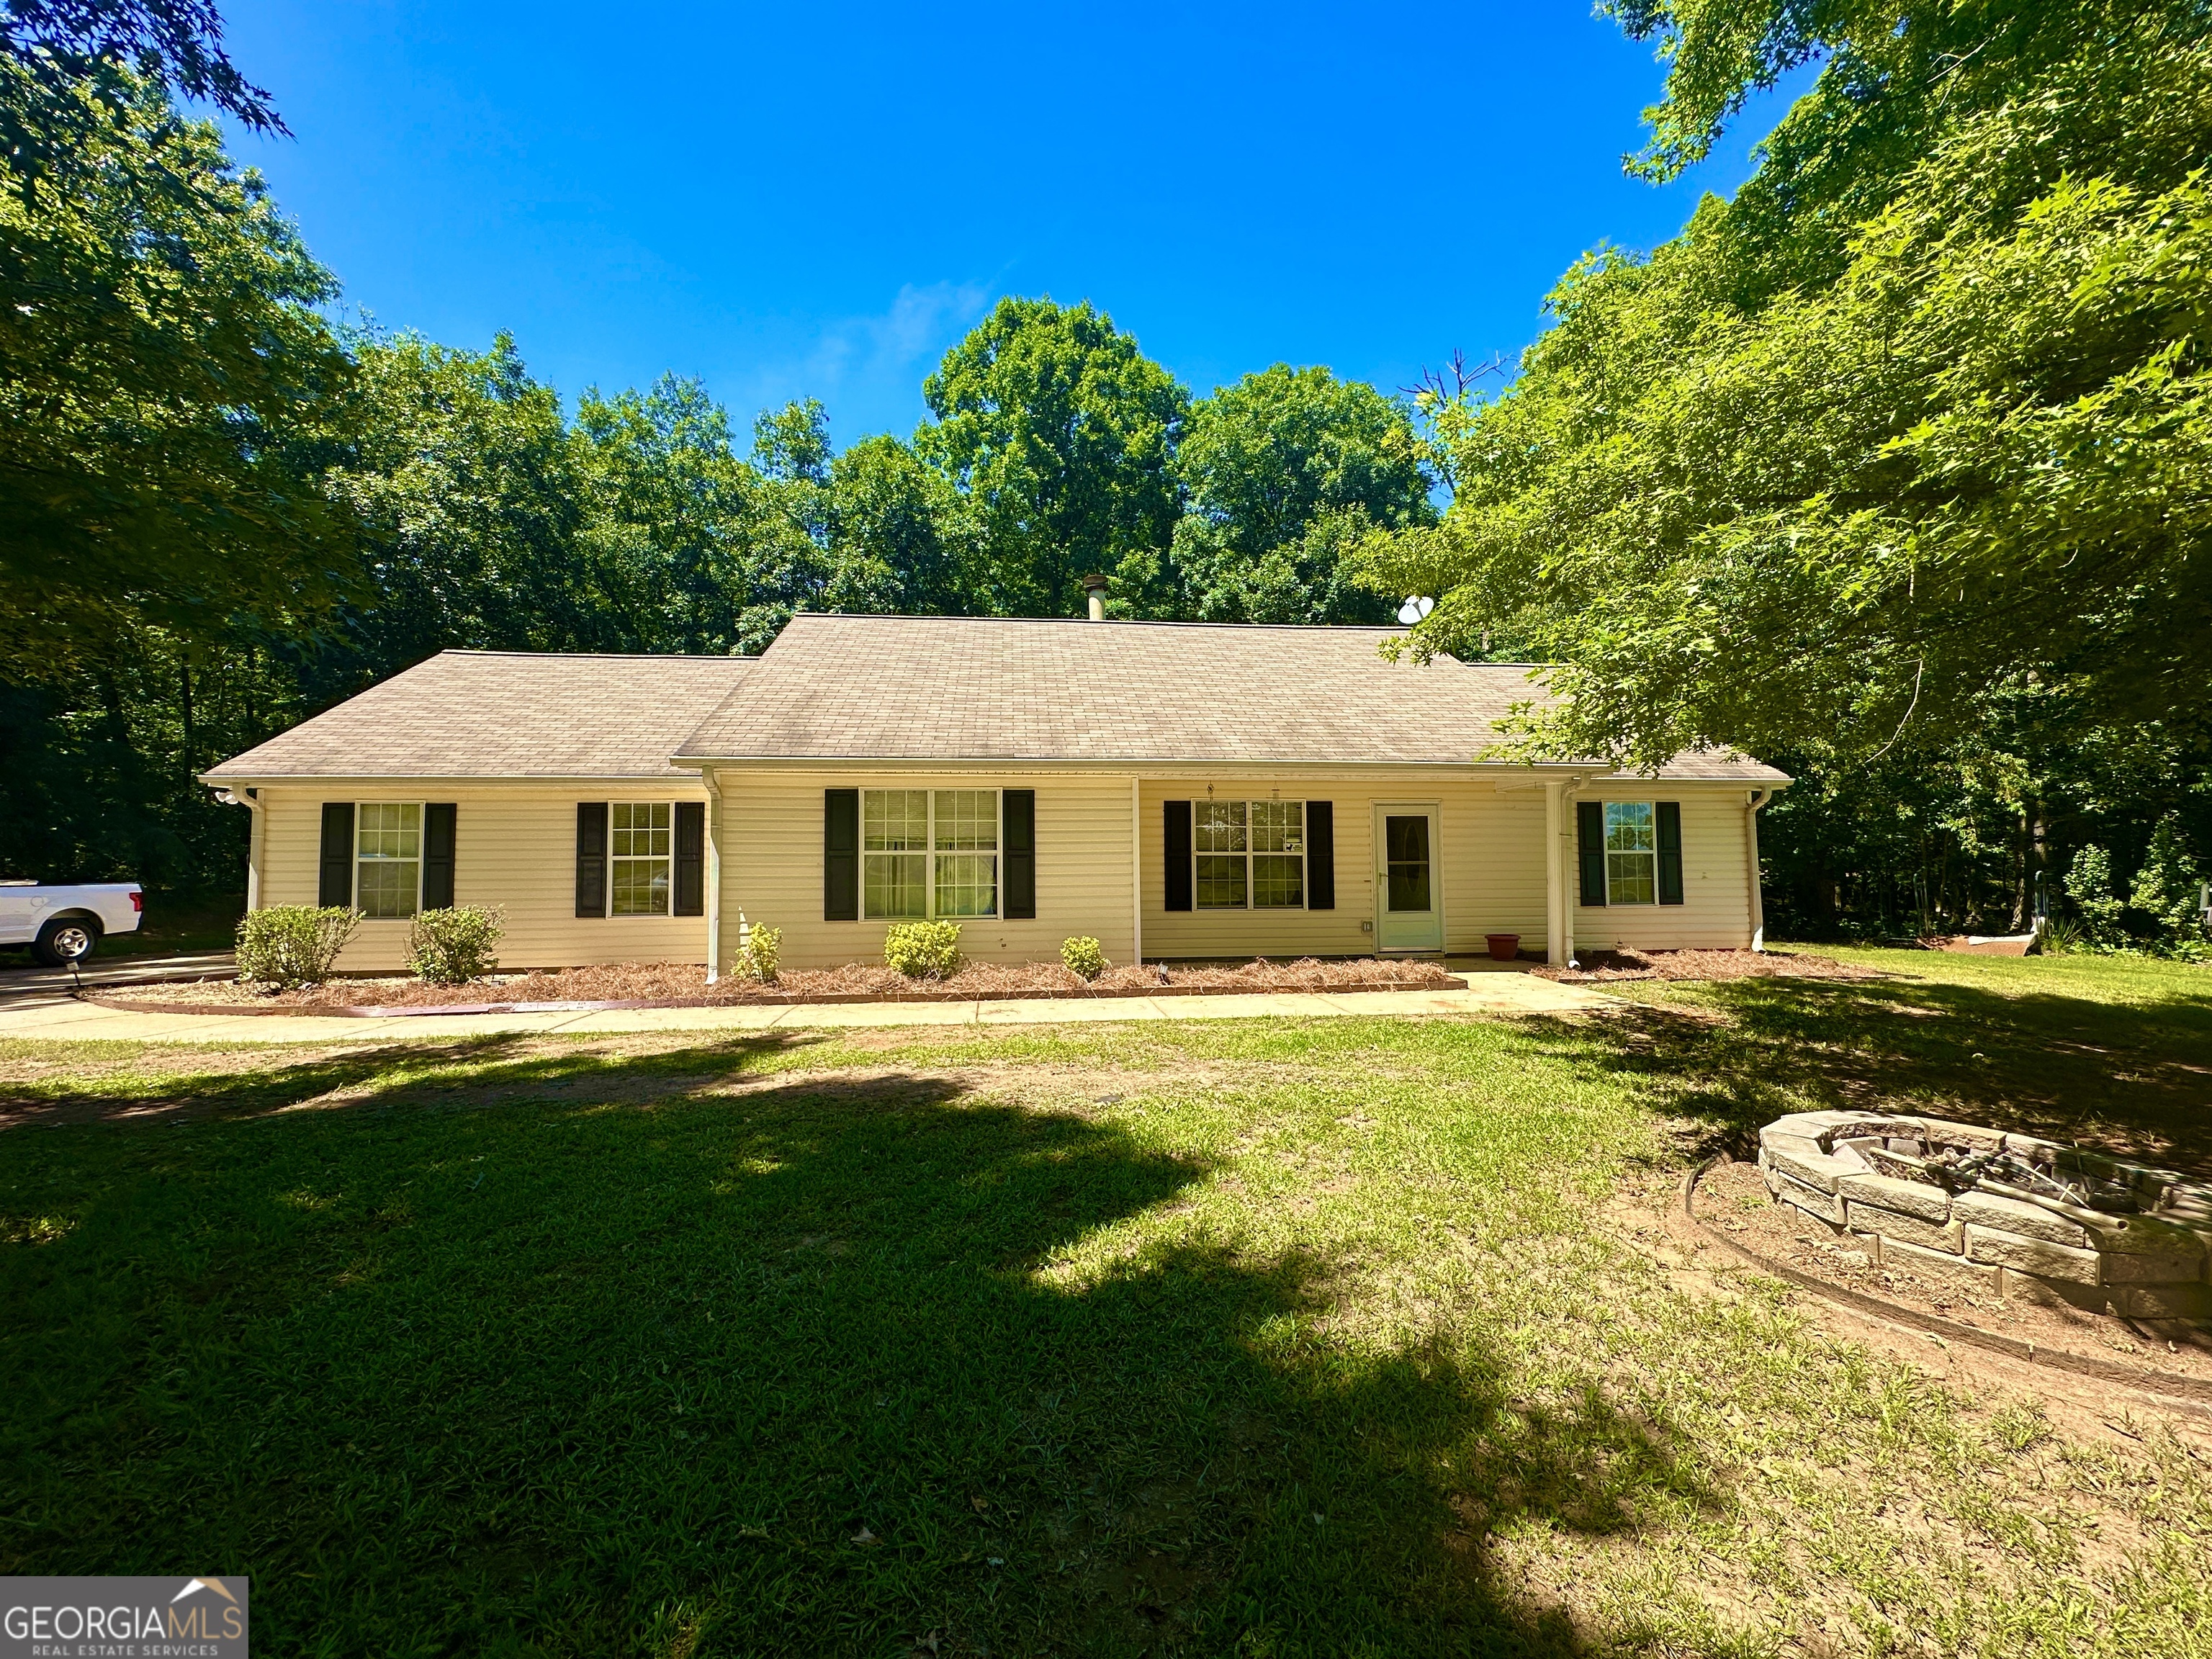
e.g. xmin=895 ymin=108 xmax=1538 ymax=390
xmin=429 ymin=649 xmax=757 ymax=662
xmin=783 ymin=611 xmax=1403 ymax=634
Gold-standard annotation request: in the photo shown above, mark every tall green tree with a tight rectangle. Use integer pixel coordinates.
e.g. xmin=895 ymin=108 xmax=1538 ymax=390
xmin=575 ymin=373 xmax=753 ymax=654
xmin=316 ymin=331 xmax=606 ymax=688
xmin=1362 ymin=0 xmax=2212 ymax=773
xmin=826 ymin=433 xmax=973 ymax=617
xmin=0 ymin=79 xmax=354 ymax=682
xmin=918 ymin=297 xmax=1187 ymax=618
xmin=2 ymin=0 xmax=283 ymax=197
xmin=1163 ymin=364 xmax=1434 ymax=624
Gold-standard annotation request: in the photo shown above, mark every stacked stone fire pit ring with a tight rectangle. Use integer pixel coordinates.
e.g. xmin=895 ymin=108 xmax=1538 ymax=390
xmin=1757 ymin=1110 xmax=2212 ymax=1323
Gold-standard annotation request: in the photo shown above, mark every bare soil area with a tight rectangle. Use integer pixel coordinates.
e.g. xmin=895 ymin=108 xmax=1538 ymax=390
xmin=99 ymin=955 xmax=1460 ymax=1010
xmin=1694 ymin=1157 xmax=2212 ymax=1383
xmin=1534 ymin=945 xmax=1882 ymax=983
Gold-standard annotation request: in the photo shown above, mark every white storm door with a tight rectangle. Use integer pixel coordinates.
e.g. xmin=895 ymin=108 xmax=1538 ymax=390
xmin=1373 ymin=804 xmax=1444 ymax=953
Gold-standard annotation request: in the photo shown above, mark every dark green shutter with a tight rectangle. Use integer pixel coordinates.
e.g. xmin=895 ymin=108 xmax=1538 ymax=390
xmin=1577 ymin=801 xmax=1606 ymax=907
xmin=1164 ymin=801 xmax=1192 ymax=912
xmin=318 ymin=802 xmax=354 ymax=908
xmin=1305 ymin=800 xmax=1334 ymax=910
xmin=1657 ymin=801 xmax=1684 ymax=906
xmin=423 ymin=803 xmax=457 ymax=909
xmin=674 ymin=801 xmax=705 ymax=917
xmin=1002 ymin=789 xmax=1036 ymax=918
xmin=824 ymin=789 xmax=859 ymax=920
xmin=575 ymin=802 xmax=607 ymax=917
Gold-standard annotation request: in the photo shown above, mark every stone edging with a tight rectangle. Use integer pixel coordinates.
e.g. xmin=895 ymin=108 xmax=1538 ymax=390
xmin=1677 ymin=1158 xmax=2212 ymax=1416
xmin=81 ymin=977 xmax=1458 ymax=1020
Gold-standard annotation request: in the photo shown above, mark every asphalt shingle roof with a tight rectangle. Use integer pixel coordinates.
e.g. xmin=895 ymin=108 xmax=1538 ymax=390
xmin=675 ymin=614 xmax=1789 ymax=781
xmin=204 ymin=652 xmax=756 ymax=780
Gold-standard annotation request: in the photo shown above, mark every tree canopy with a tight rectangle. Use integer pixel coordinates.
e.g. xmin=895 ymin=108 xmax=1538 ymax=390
xmin=0 ymin=79 xmax=354 ymax=683
xmin=1164 ymin=364 xmax=1434 ymax=625
xmin=918 ymin=296 xmax=1187 ymax=618
xmin=1363 ymin=0 xmax=2212 ymax=773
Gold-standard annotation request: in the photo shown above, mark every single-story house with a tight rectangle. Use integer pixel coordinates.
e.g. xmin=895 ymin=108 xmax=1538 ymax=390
xmin=201 ymin=612 xmax=1789 ymax=974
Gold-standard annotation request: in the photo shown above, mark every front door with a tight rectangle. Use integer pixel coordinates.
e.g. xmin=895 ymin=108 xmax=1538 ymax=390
xmin=1373 ymin=804 xmax=1444 ymax=953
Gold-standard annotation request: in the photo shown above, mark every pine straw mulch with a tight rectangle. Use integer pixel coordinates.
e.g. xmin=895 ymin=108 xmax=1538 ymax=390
xmin=98 ymin=956 xmax=1461 ymax=1012
xmin=1531 ymin=947 xmax=1884 ymax=984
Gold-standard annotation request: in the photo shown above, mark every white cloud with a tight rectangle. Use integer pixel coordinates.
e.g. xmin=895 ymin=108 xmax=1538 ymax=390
xmin=737 ymin=280 xmax=995 ymax=440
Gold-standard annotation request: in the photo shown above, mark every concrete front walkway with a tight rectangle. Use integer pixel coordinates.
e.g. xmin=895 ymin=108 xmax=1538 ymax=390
xmin=0 ymin=973 xmax=1616 ymax=1046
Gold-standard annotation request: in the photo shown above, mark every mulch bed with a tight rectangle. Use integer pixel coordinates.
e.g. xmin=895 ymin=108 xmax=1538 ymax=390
xmin=1694 ymin=1159 xmax=2212 ymax=1384
xmin=92 ymin=956 xmax=1462 ymax=1017
xmin=1533 ymin=947 xmax=1882 ymax=984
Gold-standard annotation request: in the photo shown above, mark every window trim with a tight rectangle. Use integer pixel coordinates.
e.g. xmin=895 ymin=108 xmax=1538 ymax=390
xmin=860 ymin=787 xmax=1004 ymax=922
xmin=608 ymin=799 xmax=677 ymax=918
xmin=1187 ymin=796 xmax=1309 ymax=912
xmin=1601 ymin=799 xmax=1660 ymax=907
xmin=354 ymin=799 xmax=425 ymax=921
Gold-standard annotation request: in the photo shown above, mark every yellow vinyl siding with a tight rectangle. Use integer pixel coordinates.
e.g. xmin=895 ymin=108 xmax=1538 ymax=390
xmin=1140 ymin=778 xmax=1372 ymax=959
xmin=1570 ymin=789 xmax=1753 ymax=951
xmin=711 ymin=769 xmax=1138 ymax=974
xmin=247 ymin=772 xmax=1763 ymax=977
xmin=1141 ymin=776 xmax=1559 ymax=959
xmin=256 ymin=783 xmax=709 ymax=972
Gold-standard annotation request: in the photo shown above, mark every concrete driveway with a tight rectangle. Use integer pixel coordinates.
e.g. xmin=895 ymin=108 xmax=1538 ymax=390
xmin=0 ymin=950 xmax=236 ymax=1010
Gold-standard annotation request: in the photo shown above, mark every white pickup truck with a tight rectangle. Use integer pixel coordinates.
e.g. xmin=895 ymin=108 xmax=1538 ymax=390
xmin=0 ymin=881 xmax=144 ymax=966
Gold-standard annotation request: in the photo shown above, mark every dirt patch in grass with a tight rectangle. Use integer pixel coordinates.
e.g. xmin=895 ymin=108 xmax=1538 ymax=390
xmin=1534 ymin=946 xmax=1884 ymax=984
xmin=1694 ymin=1159 xmax=2212 ymax=1382
xmin=98 ymin=956 xmax=1459 ymax=1010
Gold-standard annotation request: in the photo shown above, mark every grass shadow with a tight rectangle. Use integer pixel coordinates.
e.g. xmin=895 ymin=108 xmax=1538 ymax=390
xmin=1528 ymin=963 xmax=2212 ymax=1174
xmin=1 ymin=1038 xmax=1713 ymax=1655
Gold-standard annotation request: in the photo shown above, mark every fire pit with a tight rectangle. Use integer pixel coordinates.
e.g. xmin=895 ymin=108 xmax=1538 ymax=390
xmin=1756 ymin=1110 xmax=2212 ymax=1322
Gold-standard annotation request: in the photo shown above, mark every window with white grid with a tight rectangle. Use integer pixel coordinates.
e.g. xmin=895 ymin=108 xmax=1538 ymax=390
xmin=1604 ymin=801 xmax=1658 ymax=906
xmin=1194 ymin=799 xmax=1304 ymax=909
xmin=355 ymin=802 xmax=422 ymax=919
xmin=611 ymin=801 xmax=673 ymax=916
xmin=864 ymin=789 xmax=998 ymax=920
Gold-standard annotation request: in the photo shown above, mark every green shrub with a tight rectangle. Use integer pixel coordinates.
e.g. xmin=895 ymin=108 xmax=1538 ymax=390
xmin=2131 ymin=816 xmax=2209 ymax=954
xmin=2064 ymin=845 xmax=2126 ymax=944
xmin=884 ymin=920 xmax=962 ymax=979
xmin=235 ymin=905 xmax=361 ymax=990
xmin=737 ymin=921 xmax=781 ymax=983
xmin=1060 ymin=935 xmax=1107 ymax=981
xmin=406 ymin=906 xmax=504 ymax=984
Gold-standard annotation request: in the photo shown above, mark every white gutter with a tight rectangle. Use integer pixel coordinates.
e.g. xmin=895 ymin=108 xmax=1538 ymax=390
xmin=1745 ymin=787 xmax=1773 ymax=952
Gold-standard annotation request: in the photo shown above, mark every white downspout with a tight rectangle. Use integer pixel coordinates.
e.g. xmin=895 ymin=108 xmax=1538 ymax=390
xmin=1130 ymin=775 xmax=1143 ymax=968
xmin=1745 ymin=787 xmax=1771 ymax=952
xmin=214 ymin=786 xmax=264 ymax=910
xmin=1543 ymin=780 xmax=1565 ymax=966
xmin=704 ymin=770 xmax=724 ymax=984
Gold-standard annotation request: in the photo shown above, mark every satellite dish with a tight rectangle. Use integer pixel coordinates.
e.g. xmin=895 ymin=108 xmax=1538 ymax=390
xmin=1397 ymin=595 xmax=1435 ymax=625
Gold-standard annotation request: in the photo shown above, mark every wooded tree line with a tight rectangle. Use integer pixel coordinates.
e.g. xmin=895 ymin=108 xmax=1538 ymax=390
xmin=0 ymin=24 xmax=1434 ymax=891
xmin=1360 ymin=0 xmax=2212 ymax=945
xmin=3 ymin=0 xmax=2206 ymax=945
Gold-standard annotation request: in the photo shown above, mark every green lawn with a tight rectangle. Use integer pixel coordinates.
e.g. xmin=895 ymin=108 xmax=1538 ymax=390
xmin=3 ymin=949 xmax=2209 ymax=1655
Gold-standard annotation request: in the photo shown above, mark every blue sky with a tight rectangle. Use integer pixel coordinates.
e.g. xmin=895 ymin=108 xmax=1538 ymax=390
xmin=219 ymin=1 xmax=1799 ymax=444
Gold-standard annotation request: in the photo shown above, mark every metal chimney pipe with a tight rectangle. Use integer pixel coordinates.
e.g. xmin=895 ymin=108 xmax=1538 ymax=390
xmin=1081 ymin=572 xmax=1109 ymax=621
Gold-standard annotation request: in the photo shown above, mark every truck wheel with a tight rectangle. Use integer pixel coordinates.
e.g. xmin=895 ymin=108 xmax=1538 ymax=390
xmin=32 ymin=916 xmax=101 ymax=967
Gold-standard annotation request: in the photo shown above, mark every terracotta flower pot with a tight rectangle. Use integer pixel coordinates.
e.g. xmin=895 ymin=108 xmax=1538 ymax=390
xmin=1485 ymin=933 xmax=1521 ymax=961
